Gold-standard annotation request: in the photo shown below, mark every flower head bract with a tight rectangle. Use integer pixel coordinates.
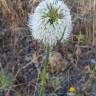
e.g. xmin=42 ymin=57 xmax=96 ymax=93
xmin=28 ymin=0 xmax=72 ymax=46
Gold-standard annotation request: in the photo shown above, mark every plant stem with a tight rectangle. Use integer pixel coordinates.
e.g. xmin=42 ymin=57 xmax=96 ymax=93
xmin=39 ymin=45 xmax=50 ymax=96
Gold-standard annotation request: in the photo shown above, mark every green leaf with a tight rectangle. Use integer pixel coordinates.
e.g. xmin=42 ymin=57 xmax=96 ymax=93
xmin=59 ymin=26 xmax=66 ymax=42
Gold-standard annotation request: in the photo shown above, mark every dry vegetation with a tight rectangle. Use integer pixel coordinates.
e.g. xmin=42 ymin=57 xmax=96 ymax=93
xmin=0 ymin=0 xmax=96 ymax=96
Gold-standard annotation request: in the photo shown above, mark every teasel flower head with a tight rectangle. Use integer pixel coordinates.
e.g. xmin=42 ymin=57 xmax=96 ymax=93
xmin=28 ymin=0 xmax=72 ymax=47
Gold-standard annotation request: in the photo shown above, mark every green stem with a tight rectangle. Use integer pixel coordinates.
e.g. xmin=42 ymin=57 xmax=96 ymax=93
xmin=45 ymin=45 xmax=50 ymax=70
xmin=39 ymin=45 xmax=50 ymax=96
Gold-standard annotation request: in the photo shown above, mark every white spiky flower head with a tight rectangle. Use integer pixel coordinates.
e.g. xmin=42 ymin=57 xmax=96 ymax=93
xmin=28 ymin=0 xmax=72 ymax=47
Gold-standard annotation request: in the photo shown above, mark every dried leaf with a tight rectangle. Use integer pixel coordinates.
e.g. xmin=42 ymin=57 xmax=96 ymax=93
xmin=48 ymin=52 xmax=64 ymax=73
